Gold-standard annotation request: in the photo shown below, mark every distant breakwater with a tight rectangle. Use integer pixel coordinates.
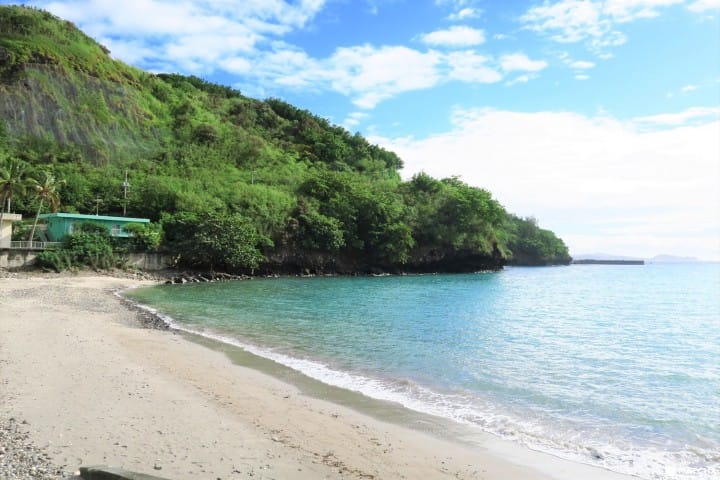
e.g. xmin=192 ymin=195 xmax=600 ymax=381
xmin=572 ymin=259 xmax=645 ymax=265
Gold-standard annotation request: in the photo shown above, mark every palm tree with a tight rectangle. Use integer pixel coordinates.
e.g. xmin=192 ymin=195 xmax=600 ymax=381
xmin=0 ymin=157 xmax=28 ymax=229
xmin=27 ymin=171 xmax=63 ymax=243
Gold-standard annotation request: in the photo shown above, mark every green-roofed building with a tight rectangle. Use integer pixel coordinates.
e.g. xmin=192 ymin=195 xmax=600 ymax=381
xmin=39 ymin=213 xmax=150 ymax=242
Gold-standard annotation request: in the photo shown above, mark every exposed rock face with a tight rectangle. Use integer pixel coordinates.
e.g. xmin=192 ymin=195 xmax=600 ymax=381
xmin=402 ymin=245 xmax=505 ymax=273
xmin=0 ymin=66 xmax=166 ymax=162
xmin=260 ymin=245 xmax=505 ymax=275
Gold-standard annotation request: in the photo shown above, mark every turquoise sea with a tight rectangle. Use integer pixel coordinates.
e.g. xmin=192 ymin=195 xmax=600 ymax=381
xmin=125 ymin=263 xmax=720 ymax=480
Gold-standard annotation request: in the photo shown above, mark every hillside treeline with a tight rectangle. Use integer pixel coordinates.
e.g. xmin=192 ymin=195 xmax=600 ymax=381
xmin=0 ymin=5 xmax=570 ymax=273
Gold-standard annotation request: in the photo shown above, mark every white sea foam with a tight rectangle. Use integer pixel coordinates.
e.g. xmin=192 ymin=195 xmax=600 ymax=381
xmin=120 ymin=292 xmax=720 ymax=480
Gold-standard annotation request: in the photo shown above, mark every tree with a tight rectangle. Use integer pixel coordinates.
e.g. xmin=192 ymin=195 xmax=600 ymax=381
xmin=27 ymin=170 xmax=63 ymax=242
xmin=192 ymin=123 xmax=218 ymax=144
xmin=505 ymin=215 xmax=571 ymax=265
xmin=0 ymin=157 xmax=28 ymax=228
xmin=162 ymin=212 xmax=269 ymax=272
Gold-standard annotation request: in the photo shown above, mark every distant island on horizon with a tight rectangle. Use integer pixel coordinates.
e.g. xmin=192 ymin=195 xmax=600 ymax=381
xmin=571 ymin=253 xmax=704 ymax=263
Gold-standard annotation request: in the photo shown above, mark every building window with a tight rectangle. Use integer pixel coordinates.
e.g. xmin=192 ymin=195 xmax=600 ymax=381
xmin=111 ymin=224 xmax=122 ymax=236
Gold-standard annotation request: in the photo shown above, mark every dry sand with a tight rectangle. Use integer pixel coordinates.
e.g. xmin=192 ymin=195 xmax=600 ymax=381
xmin=0 ymin=273 xmax=635 ymax=480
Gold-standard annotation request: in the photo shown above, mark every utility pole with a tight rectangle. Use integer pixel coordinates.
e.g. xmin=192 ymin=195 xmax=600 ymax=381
xmin=122 ymin=170 xmax=130 ymax=216
xmin=94 ymin=197 xmax=102 ymax=216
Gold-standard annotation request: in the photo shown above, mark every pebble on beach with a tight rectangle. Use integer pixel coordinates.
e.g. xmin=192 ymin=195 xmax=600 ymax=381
xmin=0 ymin=417 xmax=69 ymax=480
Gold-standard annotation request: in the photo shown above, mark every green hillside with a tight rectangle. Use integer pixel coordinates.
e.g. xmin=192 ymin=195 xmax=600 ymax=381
xmin=0 ymin=5 xmax=570 ymax=272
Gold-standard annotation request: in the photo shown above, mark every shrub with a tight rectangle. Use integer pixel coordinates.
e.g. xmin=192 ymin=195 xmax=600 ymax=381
xmin=36 ymin=248 xmax=74 ymax=272
xmin=123 ymin=222 xmax=163 ymax=251
xmin=36 ymin=222 xmax=124 ymax=271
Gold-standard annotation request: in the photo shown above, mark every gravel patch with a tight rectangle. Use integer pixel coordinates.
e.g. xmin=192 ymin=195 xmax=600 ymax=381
xmin=0 ymin=417 xmax=71 ymax=480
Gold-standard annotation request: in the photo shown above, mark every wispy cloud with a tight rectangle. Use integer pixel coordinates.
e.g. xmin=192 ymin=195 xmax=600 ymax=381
xmin=521 ymin=1 xmax=610 ymax=44
xmin=447 ymin=7 xmax=482 ymax=21
xmin=505 ymin=74 xmax=536 ymax=86
xmin=688 ymin=0 xmax=720 ymax=12
xmin=633 ymin=106 xmax=720 ymax=126
xmin=342 ymin=111 xmax=370 ymax=130
xmin=603 ymin=0 xmax=684 ymax=22
xmin=499 ymin=53 xmax=548 ymax=72
xmin=564 ymin=58 xmax=596 ymax=79
xmin=419 ymin=26 xmax=486 ymax=47
xmin=569 ymin=60 xmax=596 ymax=69
xmin=520 ymin=0 xmax=690 ymax=54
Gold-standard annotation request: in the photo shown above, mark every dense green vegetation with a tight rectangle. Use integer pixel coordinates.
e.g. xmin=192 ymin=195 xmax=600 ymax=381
xmin=0 ymin=5 xmax=570 ymax=272
xmin=35 ymin=222 xmax=127 ymax=272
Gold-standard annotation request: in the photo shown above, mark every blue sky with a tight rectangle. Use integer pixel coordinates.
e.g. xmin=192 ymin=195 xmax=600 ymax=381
xmin=5 ymin=0 xmax=720 ymax=259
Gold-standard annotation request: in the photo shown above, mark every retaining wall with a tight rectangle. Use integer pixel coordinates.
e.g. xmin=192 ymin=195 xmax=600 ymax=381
xmin=0 ymin=250 xmax=173 ymax=271
xmin=0 ymin=249 xmax=39 ymax=269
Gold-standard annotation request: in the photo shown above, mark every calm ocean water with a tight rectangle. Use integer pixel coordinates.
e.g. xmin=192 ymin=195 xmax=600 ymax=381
xmin=125 ymin=264 xmax=720 ymax=479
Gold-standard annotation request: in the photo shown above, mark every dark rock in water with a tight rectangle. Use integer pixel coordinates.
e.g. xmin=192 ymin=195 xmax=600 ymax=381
xmin=588 ymin=448 xmax=604 ymax=460
xmin=160 ymin=271 xmax=248 ymax=285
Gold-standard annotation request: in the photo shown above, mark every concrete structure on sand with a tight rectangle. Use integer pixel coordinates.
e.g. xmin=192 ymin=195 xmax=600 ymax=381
xmin=0 ymin=213 xmax=22 ymax=248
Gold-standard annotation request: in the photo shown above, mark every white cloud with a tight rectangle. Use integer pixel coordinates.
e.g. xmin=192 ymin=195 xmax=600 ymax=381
xmin=448 ymin=7 xmax=481 ymax=20
xmin=98 ymin=37 xmax=156 ymax=65
xmin=36 ymin=0 xmax=326 ymax=73
xmin=236 ymin=44 xmax=511 ymax=109
xmin=245 ymin=44 xmax=321 ymax=90
xmin=371 ymin=107 xmax=720 ymax=260
xmin=521 ymin=0 xmax=686 ymax=54
xmin=499 ymin=53 xmax=548 ymax=72
xmin=521 ymin=0 xmax=607 ymax=43
xmin=220 ymin=57 xmax=253 ymax=75
xmin=688 ymin=0 xmax=720 ymax=11
xmin=564 ymin=57 xmax=596 ymax=79
xmin=25 ymin=0 xmax=550 ymax=109
xmin=327 ymin=45 xmax=443 ymax=109
xmin=603 ymin=0 xmax=684 ymax=22
xmin=343 ymin=111 xmax=369 ymax=130
xmin=446 ymin=51 xmax=503 ymax=83
xmin=569 ymin=60 xmax=596 ymax=69
xmin=420 ymin=26 xmax=486 ymax=47
xmin=681 ymin=84 xmax=698 ymax=92
xmin=435 ymin=0 xmax=479 ymax=7
xmin=590 ymin=29 xmax=628 ymax=49
xmin=505 ymin=74 xmax=535 ymax=86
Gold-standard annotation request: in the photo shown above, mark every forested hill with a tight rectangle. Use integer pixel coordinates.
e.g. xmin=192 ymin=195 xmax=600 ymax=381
xmin=0 ymin=5 xmax=571 ymax=273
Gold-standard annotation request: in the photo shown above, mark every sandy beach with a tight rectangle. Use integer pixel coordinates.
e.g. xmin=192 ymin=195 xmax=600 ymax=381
xmin=0 ymin=273 xmax=635 ymax=480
